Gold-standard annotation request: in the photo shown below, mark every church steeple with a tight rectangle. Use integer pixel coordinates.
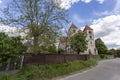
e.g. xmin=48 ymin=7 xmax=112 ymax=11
xmin=70 ymin=23 xmax=77 ymax=29
xmin=68 ymin=23 xmax=78 ymax=36
xmin=83 ymin=25 xmax=93 ymax=32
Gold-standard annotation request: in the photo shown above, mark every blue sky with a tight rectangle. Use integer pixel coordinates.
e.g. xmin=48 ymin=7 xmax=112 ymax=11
xmin=58 ymin=0 xmax=120 ymax=49
xmin=0 ymin=0 xmax=120 ymax=49
xmin=68 ymin=0 xmax=116 ymax=27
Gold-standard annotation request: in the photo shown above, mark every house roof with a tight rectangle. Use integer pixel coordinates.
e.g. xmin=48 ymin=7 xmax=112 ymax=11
xmin=83 ymin=25 xmax=93 ymax=31
xmin=70 ymin=23 xmax=77 ymax=29
xmin=60 ymin=36 xmax=68 ymax=43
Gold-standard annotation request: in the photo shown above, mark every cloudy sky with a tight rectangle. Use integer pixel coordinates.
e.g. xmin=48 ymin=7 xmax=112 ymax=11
xmin=57 ymin=0 xmax=120 ymax=49
xmin=0 ymin=0 xmax=120 ymax=49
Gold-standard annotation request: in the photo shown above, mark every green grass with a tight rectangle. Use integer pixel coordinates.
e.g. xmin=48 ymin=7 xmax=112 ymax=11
xmin=0 ymin=59 xmax=99 ymax=80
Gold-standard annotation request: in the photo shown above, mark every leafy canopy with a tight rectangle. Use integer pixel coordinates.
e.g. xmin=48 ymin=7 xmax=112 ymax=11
xmin=95 ymin=38 xmax=108 ymax=54
xmin=0 ymin=33 xmax=25 ymax=64
xmin=70 ymin=32 xmax=87 ymax=54
xmin=0 ymin=0 xmax=68 ymax=54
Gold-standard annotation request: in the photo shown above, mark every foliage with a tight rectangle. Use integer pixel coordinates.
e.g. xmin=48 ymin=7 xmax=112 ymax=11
xmin=0 ymin=0 xmax=68 ymax=54
xmin=116 ymin=49 xmax=120 ymax=57
xmin=107 ymin=49 xmax=115 ymax=55
xmin=39 ymin=44 xmax=57 ymax=53
xmin=58 ymin=48 xmax=64 ymax=54
xmin=70 ymin=32 xmax=87 ymax=54
xmin=47 ymin=45 xmax=57 ymax=53
xmin=107 ymin=48 xmax=120 ymax=57
xmin=95 ymin=38 xmax=108 ymax=54
xmin=99 ymin=54 xmax=106 ymax=59
xmin=0 ymin=59 xmax=97 ymax=80
xmin=0 ymin=32 xmax=25 ymax=65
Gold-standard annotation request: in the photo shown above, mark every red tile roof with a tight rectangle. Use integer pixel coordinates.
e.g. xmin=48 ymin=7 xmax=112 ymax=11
xmin=60 ymin=36 xmax=68 ymax=42
xmin=70 ymin=23 xmax=77 ymax=29
xmin=83 ymin=25 xmax=93 ymax=31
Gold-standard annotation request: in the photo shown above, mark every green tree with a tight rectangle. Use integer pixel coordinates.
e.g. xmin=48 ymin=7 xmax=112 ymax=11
xmin=0 ymin=0 xmax=68 ymax=54
xmin=70 ymin=32 xmax=87 ymax=54
xmin=116 ymin=49 xmax=120 ymax=57
xmin=0 ymin=33 xmax=25 ymax=65
xmin=95 ymin=38 xmax=108 ymax=54
xmin=107 ymin=48 xmax=116 ymax=55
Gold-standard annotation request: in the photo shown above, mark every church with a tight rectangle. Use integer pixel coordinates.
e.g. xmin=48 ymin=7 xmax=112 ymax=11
xmin=58 ymin=23 xmax=98 ymax=55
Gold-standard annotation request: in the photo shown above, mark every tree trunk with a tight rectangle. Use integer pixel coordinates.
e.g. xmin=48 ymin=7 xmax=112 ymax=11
xmin=33 ymin=36 xmax=39 ymax=54
xmin=5 ymin=58 xmax=11 ymax=71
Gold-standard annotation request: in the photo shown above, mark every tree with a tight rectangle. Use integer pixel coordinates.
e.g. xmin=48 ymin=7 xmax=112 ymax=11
xmin=70 ymin=32 xmax=87 ymax=54
xmin=107 ymin=48 xmax=116 ymax=55
xmin=0 ymin=0 xmax=68 ymax=54
xmin=95 ymin=38 xmax=108 ymax=54
xmin=116 ymin=49 xmax=120 ymax=57
xmin=0 ymin=32 xmax=25 ymax=65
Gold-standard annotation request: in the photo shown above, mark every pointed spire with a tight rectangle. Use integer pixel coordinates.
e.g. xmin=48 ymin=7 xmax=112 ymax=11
xmin=83 ymin=25 xmax=93 ymax=31
xmin=70 ymin=23 xmax=77 ymax=29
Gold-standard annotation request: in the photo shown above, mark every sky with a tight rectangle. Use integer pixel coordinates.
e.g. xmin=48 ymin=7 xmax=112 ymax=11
xmin=0 ymin=0 xmax=120 ymax=49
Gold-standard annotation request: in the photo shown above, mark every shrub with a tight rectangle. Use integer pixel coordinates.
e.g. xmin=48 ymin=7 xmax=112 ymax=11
xmin=99 ymin=54 xmax=106 ymax=59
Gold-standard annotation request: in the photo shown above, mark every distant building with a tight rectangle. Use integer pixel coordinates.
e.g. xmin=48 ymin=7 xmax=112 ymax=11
xmin=58 ymin=23 xmax=98 ymax=55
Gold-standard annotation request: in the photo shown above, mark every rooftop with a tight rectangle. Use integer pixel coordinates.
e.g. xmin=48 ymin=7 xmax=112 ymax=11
xmin=83 ymin=25 xmax=93 ymax=31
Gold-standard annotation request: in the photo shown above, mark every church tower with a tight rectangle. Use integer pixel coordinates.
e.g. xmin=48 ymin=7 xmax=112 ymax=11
xmin=68 ymin=23 xmax=77 ymax=37
xmin=83 ymin=25 xmax=98 ymax=55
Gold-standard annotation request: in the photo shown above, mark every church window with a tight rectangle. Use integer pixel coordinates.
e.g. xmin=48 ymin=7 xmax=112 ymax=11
xmin=90 ymin=36 xmax=92 ymax=39
xmin=73 ymin=29 xmax=76 ymax=33
xmin=89 ymin=31 xmax=92 ymax=34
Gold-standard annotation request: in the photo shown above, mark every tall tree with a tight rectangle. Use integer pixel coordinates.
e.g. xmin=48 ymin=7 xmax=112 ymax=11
xmin=70 ymin=32 xmax=87 ymax=54
xmin=95 ymin=38 xmax=108 ymax=54
xmin=116 ymin=49 xmax=120 ymax=57
xmin=0 ymin=32 xmax=25 ymax=65
xmin=0 ymin=0 xmax=68 ymax=54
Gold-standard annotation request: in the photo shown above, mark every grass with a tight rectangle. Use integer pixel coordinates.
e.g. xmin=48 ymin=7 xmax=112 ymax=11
xmin=0 ymin=59 xmax=99 ymax=80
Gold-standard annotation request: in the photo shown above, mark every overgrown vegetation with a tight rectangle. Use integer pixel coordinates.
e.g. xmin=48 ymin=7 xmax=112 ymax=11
xmin=0 ymin=33 xmax=25 ymax=66
xmin=107 ymin=48 xmax=120 ymax=57
xmin=70 ymin=32 xmax=87 ymax=54
xmin=95 ymin=38 xmax=108 ymax=55
xmin=0 ymin=59 xmax=98 ymax=80
xmin=0 ymin=0 xmax=68 ymax=54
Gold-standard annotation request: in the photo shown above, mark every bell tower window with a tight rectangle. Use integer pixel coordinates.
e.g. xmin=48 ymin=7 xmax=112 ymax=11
xmin=90 ymin=36 xmax=92 ymax=39
xmin=89 ymin=31 xmax=92 ymax=34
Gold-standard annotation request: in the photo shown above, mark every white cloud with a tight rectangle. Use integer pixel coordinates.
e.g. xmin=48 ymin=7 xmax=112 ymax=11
xmin=93 ymin=11 xmax=110 ymax=17
xmin=113 ymin=0 xmax=120 ymax=14
xmin=0 ymin=24 xmax=26 ymax=38
xmin=81 ymin=0 xmax=92 ymax=3
xmin=0 ymin=0 xmax=2 ymax=4
xmin=91 ymin=15 xmax=120 ymax=49
xmin=73 ymin=14 xmax=84 ymax=23
xmin=54 ymin=0 xmax=80 ymax=10
xmin=93 ymin=0 xmax=120 ymax=17
xmin=96 ymin=0 xmax=105 ymax=4
xmin=54 ymin=0 xmax=105 ymax=10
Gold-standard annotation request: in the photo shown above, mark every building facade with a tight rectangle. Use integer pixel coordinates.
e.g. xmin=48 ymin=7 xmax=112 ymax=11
xmin=58 ymin=23 xmax=98 ymax=55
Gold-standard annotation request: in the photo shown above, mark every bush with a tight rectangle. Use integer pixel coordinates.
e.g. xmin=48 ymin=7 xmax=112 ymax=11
xmin=99 ymin=54 xmax=106 ymax=59
xmin=0 ymin=59 xmax=98 ymax=80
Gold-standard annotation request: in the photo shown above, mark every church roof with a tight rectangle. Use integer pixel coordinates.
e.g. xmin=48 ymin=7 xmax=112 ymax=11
xmin=60 ymin=36 xmax=68 ymax=43
xmin=83 ymin=25 xmax=93 ymax=31
xmin=70 ymin=23 xmax=77 ymax=29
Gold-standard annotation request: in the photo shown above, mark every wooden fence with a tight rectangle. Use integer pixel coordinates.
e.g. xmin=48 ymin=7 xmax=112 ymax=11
xmin=23 ymin=54 xmax=90 ymax=65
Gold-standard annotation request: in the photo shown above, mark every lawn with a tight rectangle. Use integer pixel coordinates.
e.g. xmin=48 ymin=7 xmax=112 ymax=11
xmin=0 ymin=59 xmax=99 ymax=80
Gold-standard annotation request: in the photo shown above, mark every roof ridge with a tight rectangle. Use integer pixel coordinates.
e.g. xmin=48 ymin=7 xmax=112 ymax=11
xmin=70 ymin=23 xmax=78 ymax=29
xmin=83 ymin=25 xmax=93 ymax=31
